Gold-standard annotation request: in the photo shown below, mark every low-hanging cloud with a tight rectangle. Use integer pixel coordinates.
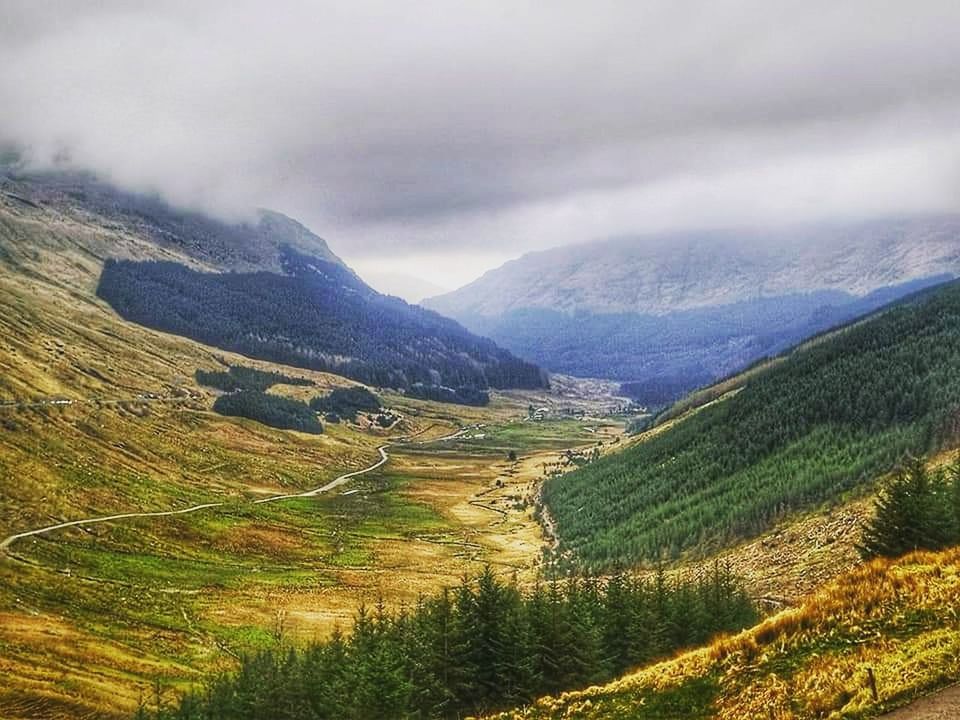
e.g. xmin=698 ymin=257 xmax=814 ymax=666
xmin=2 ymin=0 xmax=960 ymax=289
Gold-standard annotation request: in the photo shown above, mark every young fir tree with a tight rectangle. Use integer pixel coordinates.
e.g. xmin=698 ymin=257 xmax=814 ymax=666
xmin=948 ymin=457 xmax=960 ymax=542
xmin=860 ymin=456 xmax=956 ymax=558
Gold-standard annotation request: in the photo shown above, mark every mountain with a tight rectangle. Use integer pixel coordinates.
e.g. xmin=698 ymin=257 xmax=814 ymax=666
xmin=542 ymin=278 xmax=960 ymax=571
xmin=1 ymin=168 xmax=344 ymax=273
xmin=97 ymin=247 xmax=546 ymax=394
xmin=359 ymin=269 xmax=450 ymax=304
xmin=425 ymin=218 xmax=960 ymax=404
xmin=2 ymin=168 xmax=547 ymax=399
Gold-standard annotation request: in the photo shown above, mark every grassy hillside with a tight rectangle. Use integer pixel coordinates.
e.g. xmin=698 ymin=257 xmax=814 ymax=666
xmin=486 ymin=545 xmax=960 ymax=720
xmin=544 ymin=280 xmax=960 ymax=570
xmin=0 ymin=191 xmax=610 ymax=719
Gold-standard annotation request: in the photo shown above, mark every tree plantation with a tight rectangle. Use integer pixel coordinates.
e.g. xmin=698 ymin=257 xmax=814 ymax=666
xmin=97 ymin=247 xmax=546 ymax=399
xmin=195 ymin=365 xmax=315 ymax=393
xmin=309 ymin=386 xmax=382 ymax=420
xmin=212 ymin=391 xmax=323 ymax=434
xmin=544 ymin=280 xmax=960 ymax=570
xmin=153 ymin=566 xmax=755 ymax=720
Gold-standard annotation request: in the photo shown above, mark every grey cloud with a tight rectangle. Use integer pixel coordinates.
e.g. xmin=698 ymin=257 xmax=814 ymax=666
xmin=1 ymin=0 xmax=959 ymax=271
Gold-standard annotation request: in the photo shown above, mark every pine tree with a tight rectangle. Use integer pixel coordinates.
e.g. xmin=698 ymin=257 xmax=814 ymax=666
xmin=161 ymin=567 xmax=758 ymax=720
xmin=948 ymin=457 xmax=960 ymax=544
xmin=860 ymin=456 xmax=955 ymax=558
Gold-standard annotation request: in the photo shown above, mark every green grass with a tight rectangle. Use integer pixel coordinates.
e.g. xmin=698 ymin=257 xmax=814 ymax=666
xmin=413 ymin=418 xmax=609 ymax=457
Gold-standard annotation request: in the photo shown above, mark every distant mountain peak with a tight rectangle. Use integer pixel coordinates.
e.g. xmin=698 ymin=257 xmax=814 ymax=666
xmin=423 ymin=216 xmax=960 ymax=403
xmin=426 ymin=216 xmax=960 ymax=317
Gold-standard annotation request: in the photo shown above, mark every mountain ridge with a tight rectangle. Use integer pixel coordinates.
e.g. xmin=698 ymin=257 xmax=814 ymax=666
xmin=1 ymin=168 xmax=548 ymax=399
xmin=0 ymin=167 xmax=346 ymax=273
xmin=424 ymin=216 xmax=960 ymax=403
xmin=427 ymin=216 xmax=960 ymax=317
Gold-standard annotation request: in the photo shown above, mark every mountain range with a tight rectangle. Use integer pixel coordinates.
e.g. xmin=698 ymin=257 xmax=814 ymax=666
xmin=425 ymin=217 xmax=960 ymax=404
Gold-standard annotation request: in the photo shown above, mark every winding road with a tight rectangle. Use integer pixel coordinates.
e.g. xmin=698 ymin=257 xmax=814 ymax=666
xmin=0 ymin=425 xmax=474 ymax=554
xmin=253 ymin=444 xmax=391 ymax=504
xmin=0 ymin=503 xmax=225 ymax=552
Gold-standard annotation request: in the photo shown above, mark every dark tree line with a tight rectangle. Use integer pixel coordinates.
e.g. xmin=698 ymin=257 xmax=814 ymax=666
xmin=860 ymin=455 xmax=960 ymax=558
xmin=544 ymin=279 xmax=960 ymax=570
xmin=405 ymin=383 xmax=490 ymax=407
xmin=97 ymin=248 xmax=547 ymax=399
xmin=310 ymin=387 xmax=382 ymax=421
xmin=196 ymin=365 xmax=315 ymax=393
xmin=152 ymin=566 xmax=755 ymax=720
xmin=212 ymin=391 xmax=323 ymax=434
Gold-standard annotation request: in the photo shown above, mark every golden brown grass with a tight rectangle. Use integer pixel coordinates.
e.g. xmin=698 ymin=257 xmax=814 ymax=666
xmin=0 ymin=199 xmax=591 ymax=718
xmin=484 ymin=547 xmax=960 ymax=720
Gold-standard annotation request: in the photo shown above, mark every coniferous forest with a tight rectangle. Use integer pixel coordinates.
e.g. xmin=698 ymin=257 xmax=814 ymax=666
xmin=155 ymin=566 xmax=756 ymax=720
xmin=97 ymin=246 xmax=547 ymax=400
xmin=211 ymin=391 xmax=323 ymax=434
xmin=544 ymin=280 xmax=960 ymax=570
xmin=195 ymin=365 xmax=315 ymax=393
xmin=309 ymin=386 xmax=382 ymax=420
xmin=859 ymin=455 xmax=960 ymax=559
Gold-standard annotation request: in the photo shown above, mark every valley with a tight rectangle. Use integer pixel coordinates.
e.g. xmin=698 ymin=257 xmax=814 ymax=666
xmin=426 ymin=219 xmax=960 ymax=406
xmin=0 ymin=183 xmax=619 ymax=718
xmin=2 ymin=172 xmax=959 ymax=720
xmin=0 ymin=356 xmax=616 ymax=718
xmin=4 ymin=7 xmax=960 ymax=719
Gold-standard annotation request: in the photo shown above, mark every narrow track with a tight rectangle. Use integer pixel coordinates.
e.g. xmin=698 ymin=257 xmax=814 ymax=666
xmin=0 ymin=503 xmax=224 ymax=551
xmin=0 ymin=425 xmax=473 ymax=553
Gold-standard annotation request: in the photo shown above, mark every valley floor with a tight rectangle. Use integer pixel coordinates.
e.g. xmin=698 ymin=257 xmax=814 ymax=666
xmin=5 ymin=193 xmax=953 ymax=720
xmin=0 ymin=392 xmax=620 ymax=718
xmin=0 ymin=197 xmax=629 ymax=718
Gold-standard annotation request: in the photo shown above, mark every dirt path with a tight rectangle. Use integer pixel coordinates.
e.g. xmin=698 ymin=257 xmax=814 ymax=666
xmin=0 ymin=425 xmax=474 ymax=553
xmin=253 ymin=444 xmax=390 ymax=504
xmin=0 ymin=392 xmax=200 ymax=411
xmin=881 ymin=685 xmax=960 ymax=719
xmin=0 ymin=503 xmax=225 ymax=551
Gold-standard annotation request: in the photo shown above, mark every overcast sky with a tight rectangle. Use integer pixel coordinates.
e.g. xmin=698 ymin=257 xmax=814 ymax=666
xmin=2 ymin=1 xmax=960 ymax=299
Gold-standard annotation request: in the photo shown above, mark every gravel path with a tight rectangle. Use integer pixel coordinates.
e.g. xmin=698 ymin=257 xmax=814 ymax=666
xmin=881 ymin=685 xmax=960 ymax=719
xmin=1 ymin=424 xmax=473 ymax=553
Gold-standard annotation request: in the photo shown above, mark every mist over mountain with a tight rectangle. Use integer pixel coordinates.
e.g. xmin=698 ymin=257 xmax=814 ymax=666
xmin=2 ymin=167 xmax=547 ymax=400
xmin=425 ymin=217 xmax=960 ymax=403
xmin=0 ymin=167 xmax=345 ymax=273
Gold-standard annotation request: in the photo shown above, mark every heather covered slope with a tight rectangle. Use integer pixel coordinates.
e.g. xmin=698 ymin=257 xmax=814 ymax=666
xmin=487 ymin=546 xmax=960 ymax=720
xmin=543 ymin=279 xmax=960 ymax=570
